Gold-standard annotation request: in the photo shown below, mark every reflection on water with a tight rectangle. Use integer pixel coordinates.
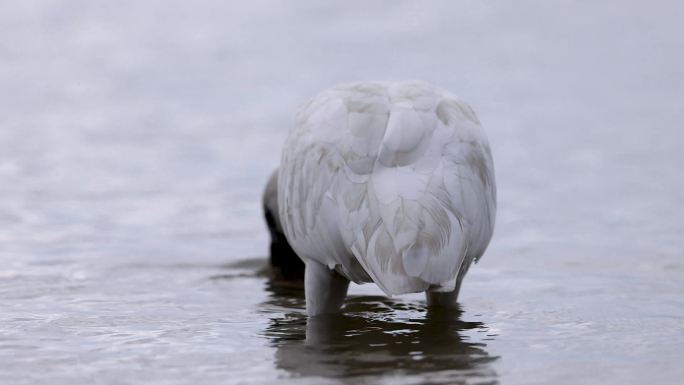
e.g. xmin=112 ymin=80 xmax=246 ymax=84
xmin=261 ymin=280 xmax=498 ymax=383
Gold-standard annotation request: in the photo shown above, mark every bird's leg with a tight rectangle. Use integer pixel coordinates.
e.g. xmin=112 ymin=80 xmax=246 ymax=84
xmin=426 ymin=260 xmax=471 ymax=308
xmin=304 ymin=259 xmax=349 ymax=316
xmin=425 ymin=289 xmax=460 ymax=308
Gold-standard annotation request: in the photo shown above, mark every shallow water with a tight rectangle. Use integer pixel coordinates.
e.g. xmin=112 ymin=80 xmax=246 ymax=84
xmin=1 ymin=1 xmax=683 ymax=384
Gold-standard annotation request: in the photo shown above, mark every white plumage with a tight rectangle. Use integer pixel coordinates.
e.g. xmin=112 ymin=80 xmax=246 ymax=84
xmin=276 ymin=81 xmax=496 ymax=316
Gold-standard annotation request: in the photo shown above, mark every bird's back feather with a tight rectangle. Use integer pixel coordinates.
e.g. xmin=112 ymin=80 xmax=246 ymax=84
xmin=278 ymin=81 xmax=496 ymax=295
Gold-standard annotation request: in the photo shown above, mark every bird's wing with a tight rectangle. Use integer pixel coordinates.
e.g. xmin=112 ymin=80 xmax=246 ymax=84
xmin=278 ymin=85 xmax=387 ymax=282
xmin=279 ymin=82 xmax=496 ymax=294
xmin=346 ymin=84 xmax=496 ymax=294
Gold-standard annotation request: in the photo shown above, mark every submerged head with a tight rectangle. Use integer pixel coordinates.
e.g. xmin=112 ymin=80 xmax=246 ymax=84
xmin=262 ymin=169 xmax=304 ymax=280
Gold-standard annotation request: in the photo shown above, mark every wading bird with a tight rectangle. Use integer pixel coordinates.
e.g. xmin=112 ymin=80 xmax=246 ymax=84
xmin=264 ymin=81 xmax=496 ymax=316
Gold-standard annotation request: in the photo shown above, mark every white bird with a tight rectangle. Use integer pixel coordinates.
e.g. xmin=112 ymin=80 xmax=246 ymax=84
xmin=272 ymin=81 xmax=496 ymax=316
